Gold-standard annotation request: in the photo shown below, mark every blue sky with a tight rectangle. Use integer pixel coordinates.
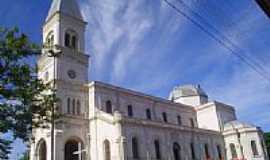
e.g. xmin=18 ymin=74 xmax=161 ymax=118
xmin=1 ymin=0 xmax=270 ymax=159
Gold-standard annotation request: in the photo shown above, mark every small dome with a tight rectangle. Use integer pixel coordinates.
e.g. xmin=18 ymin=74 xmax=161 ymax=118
xmin=223 ymin=120 xmax=257 ymax=131
xmin=169 ymin=85 xmax=208 ymax=100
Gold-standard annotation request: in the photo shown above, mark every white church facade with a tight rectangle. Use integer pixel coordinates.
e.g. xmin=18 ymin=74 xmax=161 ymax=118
xmin=30 ymin=0 xmax=269 ymax=160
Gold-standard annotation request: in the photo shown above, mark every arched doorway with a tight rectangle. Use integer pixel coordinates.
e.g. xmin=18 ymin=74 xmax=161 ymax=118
xmin=36 ymin=139 xmax=47 ymax=160
xmin=173 ymin=142 xmax=181 ymax=160
xmin=65 ymin=139 xmax=84 ymax=160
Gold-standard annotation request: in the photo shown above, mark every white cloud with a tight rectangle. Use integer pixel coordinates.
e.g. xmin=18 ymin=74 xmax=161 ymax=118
xmin=81 ymin=0 xmax=270 ymax=130
xmin=81 ymin=0 xmax=191 ymax=84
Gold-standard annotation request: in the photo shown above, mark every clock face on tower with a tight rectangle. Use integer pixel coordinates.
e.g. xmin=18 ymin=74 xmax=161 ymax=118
xmin=67 ymin=70 xmax=76 ymax=79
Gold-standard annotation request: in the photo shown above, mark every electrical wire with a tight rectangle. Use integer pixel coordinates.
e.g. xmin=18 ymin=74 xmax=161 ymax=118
xmin=175 ymin=0 xmax=269 ymax=73
xmin=163 ymin=0 xmax=270 ymax=82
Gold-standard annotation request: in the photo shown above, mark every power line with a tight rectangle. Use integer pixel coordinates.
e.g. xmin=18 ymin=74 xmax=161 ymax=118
xmin=163 ymin=0 xmax=270 ymax=82
xmin=175 ymin=0 xmax=269 ymax=74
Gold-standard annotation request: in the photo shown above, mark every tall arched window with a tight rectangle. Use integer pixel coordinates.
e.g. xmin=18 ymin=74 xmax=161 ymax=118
xmin=230 ymin=143 xmax=237 ymax=158
xmin=65 ymin=33 xmax=71 ymax=47
xmin=65 ymin=139 xmax=83 ymax=160
xmin=72 ymin=99 xmax=76 ymax=115
xmin=216 ymin=145 xmax=222 ymax=160
xmin=190 ymin=143 xmax=196 ymax=160
xmin=77 ymin=100 xmax=81 ymax=115
xmin=72 ymin=36 xmax=77 ymax=49
xmin=173 ymin=142 xmax=181 ymax=160
xmin=154 ymin=140 xmax=161 ymax=159
xmin=177 ymin=115 xmax=182 ymax=125
xmin=65 ymin=30 xmax=78 ymax=50
xmin=204 ymin=144 xmax=210 ymax=159
xmin=105 ymin=100 xmax=112 ymax=114
xmin=67 ymin=98 xmax=71 ymax=114
xmin=127 ymin=105 xmax=133 ymax=117
xmin=37 ymin=139 xmax=46 ymax=160
xmin=190 ymin=118 xmax=195 ymax=128
xmin=251 ymin=140 xmax=259 ymax=156
xmin=104 ymin=140 xmax=111 ymax=160
xmin=146 ymin=109 xmax=151 ymax=120
xmin=162 ymin=112 xmax=167 ymax=123
xmin=132 ymin=137 xmax=139 ymax=159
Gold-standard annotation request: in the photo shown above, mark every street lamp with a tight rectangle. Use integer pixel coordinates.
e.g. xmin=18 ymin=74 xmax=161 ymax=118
xmin=43 ymin=44 xmax=62 ymax=160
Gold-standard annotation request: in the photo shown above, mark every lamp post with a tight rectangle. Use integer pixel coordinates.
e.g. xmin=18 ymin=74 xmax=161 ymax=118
xmin=44 ymin=44 xmax=62 ymax=160
xmin=73 ymin=142 xmax=86 ymax=160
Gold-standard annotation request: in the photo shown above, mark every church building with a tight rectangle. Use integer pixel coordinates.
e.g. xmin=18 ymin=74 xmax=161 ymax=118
xmin=30 ymin=0 xmax=269 ymax=160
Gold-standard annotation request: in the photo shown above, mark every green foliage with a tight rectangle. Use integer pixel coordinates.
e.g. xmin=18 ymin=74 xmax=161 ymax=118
xmin=0 ymin=27 xmax=56 ymax=159
xmin=265 ymin=132 xmax=270 ymax=157
xmin=265 ymin=132 xmax=270 ymax=147
xmin=19 ymin=151 xmax=29 ymax=160
xmin=19 ymin=152 xmax=30 ymax=160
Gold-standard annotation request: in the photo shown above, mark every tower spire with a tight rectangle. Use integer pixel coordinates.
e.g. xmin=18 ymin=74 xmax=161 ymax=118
xmin=46 ymin=0 xmax=84 ymax=22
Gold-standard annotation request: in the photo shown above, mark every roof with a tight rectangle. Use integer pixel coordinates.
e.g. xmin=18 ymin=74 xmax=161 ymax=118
xmin=223 ymin=120 xmax=257 ymax=131
xmin=46 ymin=0 xmax=84 ymax=22
xmin=169 ymin=85 xmax=208 ymax=100
xmin=88 ymin=81 xmax=196 ymax=112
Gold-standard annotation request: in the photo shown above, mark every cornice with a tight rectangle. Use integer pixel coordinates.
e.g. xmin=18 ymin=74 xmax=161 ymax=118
xmin=38 ymin=47 xmax=89 ymax=67
xmin=90 ymin=112 xmax=221 ymax=136
xmin=88 ymin=81 xmax=196 ymax=113
xmin=222 ymin=127 xmax=260 ymax=137
xmin=122 ymin=117 xmax=222 ymax=136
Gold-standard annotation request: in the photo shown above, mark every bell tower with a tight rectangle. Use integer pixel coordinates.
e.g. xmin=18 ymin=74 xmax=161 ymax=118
xmin=39 ymin=0 xmax=89 ymax=84
xmin=32 ymin=1 xmax=90 ymax=160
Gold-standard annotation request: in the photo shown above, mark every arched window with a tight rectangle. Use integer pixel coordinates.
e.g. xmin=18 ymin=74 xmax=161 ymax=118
xmin=65 ymin=139 xmax=83 ymax=160
xmin=216 ymin=145 xmax=222 ymax=160
xmin=204 ymin=144 xmax=210 ymax=159
xmin=190 ymin=143 xmax=196 ymax=160
xmin=72 ymin=36 xmax=77 ymax=49
xmin=127 ymin=105 xmax=133 ymax=117
xmin=177 ymin=115 xmax=182 ymax=125
xmin=72 ymin=99 xmax=76 ymax=115
xmin=154 ymin=140 xmax=161 ymax=159
xmin=146 ymin=109 xmax=151 ymax=120
xmin=65 ymin=30 xmax=78 ymax=50
xmin=67 ymin=98 xmax=71 ymax=114
xmin=46 ymin=31 xmax=54 ymax=48
xmin=65 ymin=33 xmax=71 ymax=47
xmin=162 ymin=112 xmax=167 ymax=123
xmin=230 ymin=143 xmax=237 ymax=158
xmin=132 ymin=137 xmax=139 ymax=159
xmin=77 ymin=100 xmax=81 ymax=115
xmin=251 ymin=140 xmax=259 ymax=156
xmin=37 ymin=139 xmax=46 ymax=160
xmin=190 ymin=118 xmax=195 ymax=128
xmin=104 ymin=140 xmax=111 ymax=160
xmin=173 ymin=142 xmax=181 ymax=160
xmin=105 ymin=100 xmax=112 ymax=114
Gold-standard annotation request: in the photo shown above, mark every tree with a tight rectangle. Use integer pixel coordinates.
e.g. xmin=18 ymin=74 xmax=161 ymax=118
xmin=19 ymin=151 xmax=29 ymax=160
xmin=265 ymin=132 xmax=270 ymax=157
xmin=0 ymin=27 xmax=56 ymax=159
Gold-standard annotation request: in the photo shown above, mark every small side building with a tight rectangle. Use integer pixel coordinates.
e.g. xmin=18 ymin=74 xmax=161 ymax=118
xmin=170 ymin=85 xmax=269 ymax=160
